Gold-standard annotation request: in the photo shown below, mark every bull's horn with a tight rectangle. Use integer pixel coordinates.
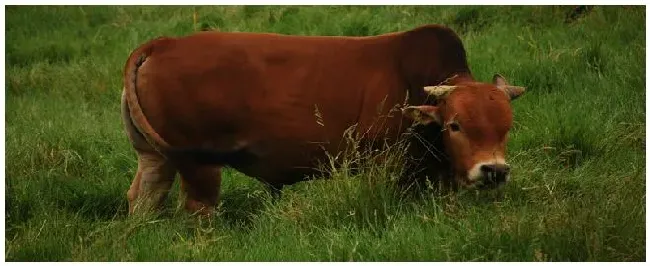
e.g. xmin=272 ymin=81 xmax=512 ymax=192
xmin=423 ymin=85 xmax=457 ymax=98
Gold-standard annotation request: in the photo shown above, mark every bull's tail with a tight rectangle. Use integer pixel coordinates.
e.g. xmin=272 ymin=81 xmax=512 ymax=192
xmin=123 ymin=39 xmax=171 ymax=152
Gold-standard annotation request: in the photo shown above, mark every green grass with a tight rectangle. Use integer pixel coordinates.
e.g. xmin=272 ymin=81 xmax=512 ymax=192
xmin=5 ymin=6 xmax=645 ymax=261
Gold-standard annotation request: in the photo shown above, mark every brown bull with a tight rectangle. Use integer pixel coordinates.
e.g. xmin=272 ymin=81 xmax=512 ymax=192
xmin=121 ymin=24 xmax=525 ymax=215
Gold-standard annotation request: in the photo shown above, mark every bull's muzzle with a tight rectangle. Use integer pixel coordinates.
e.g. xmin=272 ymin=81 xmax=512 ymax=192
xmin=479 ymin=163 xmax=510 ymax=186
xmin=468 ymin=161 xmax=511 ymax=189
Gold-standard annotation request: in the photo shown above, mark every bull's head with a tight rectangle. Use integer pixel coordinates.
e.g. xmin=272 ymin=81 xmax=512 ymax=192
xmin=402 ymin=74 xmax=525 ymax=189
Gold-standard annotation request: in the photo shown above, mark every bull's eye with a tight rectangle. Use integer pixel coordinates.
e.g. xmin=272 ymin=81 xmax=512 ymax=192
xmin=449 ymin=122 xmax=461 ymax=132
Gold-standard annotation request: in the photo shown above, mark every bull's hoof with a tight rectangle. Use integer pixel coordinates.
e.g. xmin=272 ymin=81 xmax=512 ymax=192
xmin=184 ymin=199 xmax=216 ymax=217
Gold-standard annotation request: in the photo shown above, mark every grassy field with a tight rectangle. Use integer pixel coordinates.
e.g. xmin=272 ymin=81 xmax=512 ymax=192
xmin=5 ymin=6 xmax=646 ymax=261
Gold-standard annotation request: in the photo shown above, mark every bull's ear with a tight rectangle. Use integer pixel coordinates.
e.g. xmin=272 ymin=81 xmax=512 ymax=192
xmin=493 ymin=74 xmax=526 ymax=101
xmin=493 ymin=74 xmax=509 ymax=86
xmin=402 ymin=105 xmax=441 ymax=125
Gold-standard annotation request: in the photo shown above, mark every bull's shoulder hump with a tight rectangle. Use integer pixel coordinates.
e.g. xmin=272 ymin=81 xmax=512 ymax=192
xmin=404 ymin=24 xmax=458 ymax=34
xmin=398 ymin=23 xmax=467 ymax=61
xmin=401 ymin=24 xmax=462 ymax=42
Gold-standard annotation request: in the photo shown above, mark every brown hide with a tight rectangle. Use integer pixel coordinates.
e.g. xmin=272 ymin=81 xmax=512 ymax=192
xmin=123 ymin=24 xmax=474 ymax=186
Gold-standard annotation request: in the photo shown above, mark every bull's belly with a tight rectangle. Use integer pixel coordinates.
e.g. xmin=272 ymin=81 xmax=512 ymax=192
xmin=185 ymin=136 xmax=334 ymax=186
xmin=234 ymin=142 xmax=332 ymax=185
xmin=233 ymin=159 xmax=322 ymax=186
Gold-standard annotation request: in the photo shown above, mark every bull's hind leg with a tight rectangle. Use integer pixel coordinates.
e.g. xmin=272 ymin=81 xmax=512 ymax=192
xmin=122 ymin=89 xmax=177 ymax=214
xmin=178 ymin=164 xmax=222 ymax=216
xmin=127 ymin=151 xmax=176 ymax=214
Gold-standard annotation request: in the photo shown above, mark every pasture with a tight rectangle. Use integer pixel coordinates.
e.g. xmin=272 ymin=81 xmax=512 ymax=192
xmin=5 ymin=6 xmax=646 ymax=261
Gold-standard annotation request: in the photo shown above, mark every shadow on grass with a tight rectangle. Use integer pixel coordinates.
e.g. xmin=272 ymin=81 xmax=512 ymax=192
xmin=215 ymin=184 xmax=273 ymax=228
xmin=57 ymin=186 xmax=129 ymax=221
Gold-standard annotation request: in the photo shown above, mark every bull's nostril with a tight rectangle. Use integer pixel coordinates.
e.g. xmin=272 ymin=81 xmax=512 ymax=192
xmin=481 ymin=164 xmax=509 ymax=174
xmin=480 ymin=164 xmax=495 ymax=173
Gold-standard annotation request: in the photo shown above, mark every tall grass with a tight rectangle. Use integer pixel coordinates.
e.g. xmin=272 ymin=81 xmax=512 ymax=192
xmin=5 ymin=6 xmax=645 ymax=261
